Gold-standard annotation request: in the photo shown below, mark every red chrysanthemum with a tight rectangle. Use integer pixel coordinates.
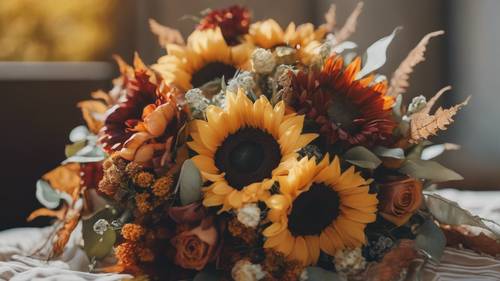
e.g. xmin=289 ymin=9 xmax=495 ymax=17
xmin=288 ymin=55 xmax=396 ymax=148
xmin=197 ymin=5 xmax=250 ymax=46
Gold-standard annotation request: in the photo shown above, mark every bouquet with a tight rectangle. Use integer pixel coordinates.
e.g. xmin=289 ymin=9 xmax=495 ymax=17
xmin=28 ymin=3 xmax=500 ymax=281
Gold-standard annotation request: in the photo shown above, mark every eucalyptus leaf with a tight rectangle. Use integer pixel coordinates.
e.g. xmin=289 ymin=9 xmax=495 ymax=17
xmin=332 ymin=41 xmax=357 ymax=54
xmin=355 ymin=27 xmax=401 ymax=79
xmin=82 ymin=207 xmax=118 ymax=259
xmin=343 ymin=146 xmax=382 ymax=169
xmin=421 ymin=143 xmax=460 ymax=160
xmin=35 ymin=179 xmax=61 ymax=209
xmin=415 ymin=219 xmax=446 ymax=262
xmin=392 ymin=94 xmax=403 ymax=119
xmin=373 ymin=146 xmax=405 ymax=159
xmin=424 ymin=192 xmax=500 ymax=238
xmin=69 ymin=125 xmax=90 ymax=143
xmin=193 ymin=270 xmax=223 ymax=281
xmin=177 ymin=159 xmax=203 ymax=205
xmin=399 ymin=159 xmax=463 ymax=182
xmin=304 ymin=267 xmax=345 ymax=281
xmin=65 ymin=140 xmax=87 ymax=158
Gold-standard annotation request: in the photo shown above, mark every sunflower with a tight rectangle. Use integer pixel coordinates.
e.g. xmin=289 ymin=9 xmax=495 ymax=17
xmin=152 ymin=27 xmax=253 ymax=92
xmin=288 ymin=55 xmax=396 ymax=148
xmin=188 ymin=90 xmax=317 ymax=213
xmin=197 ymin=5 xmax=251 ymax=46
xmin=246 ymin=19 xmax=327 ymax=64
xmin=263 ymin=156 xmax=377 ymax=265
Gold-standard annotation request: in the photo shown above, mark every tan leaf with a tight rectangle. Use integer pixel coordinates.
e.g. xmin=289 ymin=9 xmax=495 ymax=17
xmin=112 ymin=54 xmax=134 ymax=77
xmin=77 ymin=100 xmax=108 ymax=134
xmin=410 ymin=86 xmax=470 ymax=143
xmin=27 ymin=207 xmax=67 ymax=222
xmin=149 ymin=18 xmax=185 ymax=47
xmin=335 ymin=2 xmax=364 ymax=44
xmin=42 ymin=163 xmax=81 ymax=194
xmin=387 ymin=30 xmax=444 ymax=97
xmin=321 ymin=4 xmax=336 ymax=32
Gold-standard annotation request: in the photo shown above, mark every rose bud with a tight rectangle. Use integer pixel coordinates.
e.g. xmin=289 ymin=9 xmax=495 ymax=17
xmin=377 ymin=176 xmax=423 ymax=226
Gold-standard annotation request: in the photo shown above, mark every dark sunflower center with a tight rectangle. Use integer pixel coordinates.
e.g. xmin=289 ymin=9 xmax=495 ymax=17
xmin=214 ymin=127 xmax=281 ymax=190
xmin=191 ymin=62 xmax=237 ymax=88
xmin=327 ymin=96 xmax=361 ymax=133
xmin=288 ymin=183 xmax=340 ymax=236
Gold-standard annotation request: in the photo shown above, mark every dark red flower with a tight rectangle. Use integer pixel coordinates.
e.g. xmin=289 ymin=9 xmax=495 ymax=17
xmin=197 ymin=5 xmax=250 ymax=46
xmin=100 ymin=68 xmax=158 ymax=152
xmin=288 ymin=55 xmax=396 ymax=148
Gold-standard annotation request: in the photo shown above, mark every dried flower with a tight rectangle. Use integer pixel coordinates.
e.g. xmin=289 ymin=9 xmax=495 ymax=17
xmin=137 ymin=247 xmax=155 ymax=262
xmin=251 ymin=48 xmax=276 ymax=74
xmin=228 ymin=217 xmax=257 ymax=244
xmin=334 ymin=248 xmax=367 ymax=278
xmin=151 ymin=176 xmax=173 ymax=198
xmin=133 ymin=172 xmax=155 ymax=188
xmin=115 ymin=242 xmax=137 ymax=267
xmin=135 ymin=193 xmax=153 ymax=214
xmin=125 ymin=162 xmax=143 ymax=177
xmin=262 ymin=250 xmax=304 ymax=281
xmin=122 ymin=223 xmax=145 ymax=242
xmin=236 ymin=203 xmax=261 ymax=228
xmin=232 ymin=260 xmax=267 ymax=281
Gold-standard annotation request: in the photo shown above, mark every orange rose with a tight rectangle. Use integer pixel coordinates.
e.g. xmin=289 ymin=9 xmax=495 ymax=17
xmin=378 ymin=177 xmax=423 ymax=226
xmin=170 ymin=222 xmax=218 ymax=270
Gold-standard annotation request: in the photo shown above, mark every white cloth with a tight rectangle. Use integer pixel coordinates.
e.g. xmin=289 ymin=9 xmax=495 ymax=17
xmin=0 ymin=189 xmax=499 ymax=281
xmin=0 ymin=224 xmax=130 ymax=281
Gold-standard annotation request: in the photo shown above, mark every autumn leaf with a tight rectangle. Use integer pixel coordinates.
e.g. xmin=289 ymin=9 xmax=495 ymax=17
xmin=387 ymin=30 xmax=445 ymax=97
xmin=335 ymin=2 xmax=364 ymax=44
xmin=42 ymin=163 xmax=81 ymax=194
xmin=409 ymin=86 xmax=470 ymax=143
xmin=149 ymin=18 xmax=185 ymax=47
xmin=77 ymin=100 xmax=108 ymax=134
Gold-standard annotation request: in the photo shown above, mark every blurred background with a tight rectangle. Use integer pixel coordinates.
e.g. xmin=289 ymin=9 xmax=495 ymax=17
xmin=0 ymin=0 xmax=498 ymax=230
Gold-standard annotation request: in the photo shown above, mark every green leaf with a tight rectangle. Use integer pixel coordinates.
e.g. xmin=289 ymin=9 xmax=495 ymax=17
xmin=399 ymin=159 xmax=463 ymax=182
xmin=373 ymin=146 xmax=405 ymax=159
xmin=193 ymin=270 xmax=223 ymax=281
xmin=304 ymin=267 xmax=344 ymax=281
xmin=415 ymin=219 xmax=446 ymax=262
xmin=65 ymin=140 xmax=86 ymax=158
xmin=176 ymin=159 xmax=203 ymax=205
xmin=424 ymin=193 xmax=500 ymax=238
xmin=343 ymin=146 xmax=382 ymax=169
xmin=82 ymin=207 xmax=118 ymax=259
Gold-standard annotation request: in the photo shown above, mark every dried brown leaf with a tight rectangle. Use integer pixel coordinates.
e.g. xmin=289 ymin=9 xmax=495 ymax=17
xmin=321 ymin=4 xmax=336 ymax=32
xmin=77 ymin=100 xmax=108 ymax=134
xmin=42 ymin=163 xmax=81 ymax=194
xmin=27 ymin=207 xmax=67 ymax=222
xmin=441 ymin=224 xmax=500 ymax=256
xmin=149 ymin=18 xmax=185 ymax=47
xmin=410 ymin=86 xmax=470 ymax=143
xmin=52 ymin=211 xmax=81 ymax=257
xmin=388 ymin=30 xmax=445 ymax=97
xmin=335 ymin=2 xmax=364 ymax=44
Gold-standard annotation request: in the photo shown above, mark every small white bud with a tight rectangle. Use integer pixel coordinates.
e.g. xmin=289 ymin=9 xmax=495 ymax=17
xmin=237 ymin=203 xmax=261 ymax=228
xmin=251 ymin=48 xmax=276 ymax=74
xmin=232 ymin=260 xmax=266 ymax=281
